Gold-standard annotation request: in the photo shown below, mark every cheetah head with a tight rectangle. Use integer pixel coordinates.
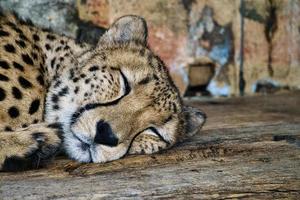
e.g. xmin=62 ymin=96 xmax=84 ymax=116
xmin=53 ymin=16 xmax=206 ymax=163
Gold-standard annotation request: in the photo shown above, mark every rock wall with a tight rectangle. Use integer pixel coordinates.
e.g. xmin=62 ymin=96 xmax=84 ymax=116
xmin=1 ymin=0 xmax=299 ymax=96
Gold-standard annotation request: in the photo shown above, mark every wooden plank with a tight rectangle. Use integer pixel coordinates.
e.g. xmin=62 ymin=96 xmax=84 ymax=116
xmin=0 ymin=92 xmax=300 ymax=199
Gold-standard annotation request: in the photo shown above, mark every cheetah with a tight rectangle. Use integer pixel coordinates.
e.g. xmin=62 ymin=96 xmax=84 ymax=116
xmin=0 ymin=10 xmax=206 ymax=171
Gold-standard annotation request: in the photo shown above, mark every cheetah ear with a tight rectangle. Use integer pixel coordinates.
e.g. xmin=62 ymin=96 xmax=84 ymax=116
xmin=180 ymin=106 xmax=206 ymax=140
xmin=98 ymin=15 xmax=148 ymax=46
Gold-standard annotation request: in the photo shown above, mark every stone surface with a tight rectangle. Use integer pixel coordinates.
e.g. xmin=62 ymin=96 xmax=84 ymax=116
xmin=271 ymin=0 xmax=300 ymax=89
xmin=188 ymin=0 xmax=240 ymax=96
xmin=0 ymin=0 xmax=78 ymax=37
xmin=77 ymin=0 xmax=110 ymax=28
xmin=189 ymin=65 xmax=214 ymax=87
xmin=241 ymin=0 xmax=300 ymax=94
xmin=1 ymin=0 xmax=300 ymax=96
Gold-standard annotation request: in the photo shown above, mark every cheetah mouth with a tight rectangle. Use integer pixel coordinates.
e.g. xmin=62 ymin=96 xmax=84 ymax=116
xmin=66 ymin=126 xmax=167 ymax=163
xmin=65 ymin=129 xmax=127 ymax=163
xmin=67 ymin=131 xmax=94 ymax=162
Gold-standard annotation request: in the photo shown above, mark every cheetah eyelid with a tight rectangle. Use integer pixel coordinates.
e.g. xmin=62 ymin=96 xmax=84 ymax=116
xmin=163 ymin=115 xmax=173 ymax=124
xmin=125 ymin=126 xmax=170 ymax=155
xmin=70 ymin=70 xmax=130 ymax=125
xmin=148 ymin=127 xmax=170 ymax=145
xmin=138 ymin=76 xmax=152 ymax=85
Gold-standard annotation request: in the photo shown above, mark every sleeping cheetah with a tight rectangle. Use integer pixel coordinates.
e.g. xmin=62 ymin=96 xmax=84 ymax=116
xmin=0 ymin=10 xmax=206 ymax=171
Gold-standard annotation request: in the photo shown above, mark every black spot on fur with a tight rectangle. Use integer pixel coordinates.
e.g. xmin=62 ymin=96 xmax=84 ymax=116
xmin=51 ymin=57 xmax=56 ymax=68
xmin=139 ymin=48 xmax=145 ymax=56
xmin=85 ymin=79 xmax=91 ymax=84
xmin=19 ymin=17 xmax=34 ymax=26
xmin=54 ymin=80 xmax=62 ymax=88
xmin=58 ymin=87 xmax=69 ymax=96
xmin=8 ymin=106 xmax=20 ymax=118
xmin=89 ymin=65 xmax=99 ymax=71
xmin=48 ymin=122 xmax=62 ymax=130
xmin=73 ymin=77 xmax=79 ymax=83
xmin=0 ymin=30 xmax=9 ymax=37
xmin=33 ymin=34 xmax=40 ymax=41
xmin=0 ymin=60 xmax=10 ymax=69
xmin=22 ymin=124 xmax=28 ymax=128
xmin=4 ymin=44 xmax=16 ymax=53
xmin=12 ymin=87 xmax=22 ymax=99
xmin=18 ymin=76 xmax=33 ymax=88
xmin=33 ymin=119 xmax=39 ymax=124
xmin=19 ymin=34 xmax=28 ymax=41
xmin=13 ymin=62 xmax=24 ymax=71
xmin=6 ymin=22 xmax=22 ymax=34
xmin=53 ymin=105 xmax=59 ymax=110
xmin=46 ymin=34 xmax=56 ymax=41
xmin=36 ymin=75 xmax=45 ymax=86
xmin=29 ymin=99 xmax=40 ymax=114
xmin=22 ymin=54 xmax=34 ymax=65
xmin=0 ymin=87 xmax=6 ymax=101
xmin=64 ymin=45 xmax=70 ymax=50
xmin=0 ymin=73 xmax=9 ymax=81
xmin=33 ymin=44 xmax=40 ymax=51
xmin=31 ymin=52 xmax=38 ymax=59
xmin=172 ymin=103 xmax=178 ymax=113
xmin=69 ymin=69 xmax=75 ymax=80
xmin=55 ymin=46 xmax=62 ymax=52
xmin=74 ymin=86 xmax=79 ymax=94
xmin=4 ymin=126 xmax=13 ymax=132
xmin=45 ymin=44 xmax=51 ymax=50
xmin=51 ymin=94 xmax=59 ymax=103
xmin=15 ymin=39 xmax=26 ymax=48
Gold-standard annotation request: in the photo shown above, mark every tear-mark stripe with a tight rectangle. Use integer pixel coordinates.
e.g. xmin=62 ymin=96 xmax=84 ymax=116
xmin=71 ymin=70 xmax=130 ymax=125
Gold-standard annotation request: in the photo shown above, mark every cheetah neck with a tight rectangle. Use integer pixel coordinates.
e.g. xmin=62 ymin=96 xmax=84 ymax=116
xmin=35 ymin=29 xmax=93 ymax=85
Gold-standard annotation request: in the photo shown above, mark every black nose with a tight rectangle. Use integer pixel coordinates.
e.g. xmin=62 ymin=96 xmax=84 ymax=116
xmin=94 ymin=120 xmax=118 ymax=146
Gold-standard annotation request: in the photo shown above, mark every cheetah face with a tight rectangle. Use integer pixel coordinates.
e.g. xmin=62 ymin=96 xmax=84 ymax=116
xmin=64 ymin=16 xmax=206 ymax=163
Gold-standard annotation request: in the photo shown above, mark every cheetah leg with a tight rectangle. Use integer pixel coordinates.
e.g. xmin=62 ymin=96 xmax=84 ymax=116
xmin=128 ymin=129 xmax=169 ymax=155
xmin=0 ymin=123 xmax=63 ymax=171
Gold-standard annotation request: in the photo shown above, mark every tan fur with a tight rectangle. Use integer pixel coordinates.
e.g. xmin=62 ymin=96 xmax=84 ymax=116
xmin=0 ymin=12 xmax=206 ymax=171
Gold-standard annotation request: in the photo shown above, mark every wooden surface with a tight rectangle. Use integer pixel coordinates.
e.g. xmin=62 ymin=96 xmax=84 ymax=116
xmin=1 ymin=92 xmax=300 ymax=199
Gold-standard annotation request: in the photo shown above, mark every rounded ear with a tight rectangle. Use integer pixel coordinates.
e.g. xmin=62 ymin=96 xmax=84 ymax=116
xmin=98 ymin=15 xmax=148 ymax=46
xmin=180 ymin=106 xmax=206 ymax=140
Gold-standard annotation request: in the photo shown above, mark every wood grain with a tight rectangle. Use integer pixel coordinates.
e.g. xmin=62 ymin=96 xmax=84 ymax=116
xmin=1 ymin=92 xmax=299 ymax=199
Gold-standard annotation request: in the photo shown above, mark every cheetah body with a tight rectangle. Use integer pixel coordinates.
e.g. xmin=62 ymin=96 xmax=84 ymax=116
xmin=0 ymin=11 xmax=206 ymax=171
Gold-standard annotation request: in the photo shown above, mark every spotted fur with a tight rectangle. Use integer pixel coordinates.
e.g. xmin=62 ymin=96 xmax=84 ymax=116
xmin=0 ymin=11 xmax=206 ymax=171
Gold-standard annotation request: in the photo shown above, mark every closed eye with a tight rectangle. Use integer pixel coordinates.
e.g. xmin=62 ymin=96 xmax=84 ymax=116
xmin=126 ymin=126 xmax=170 ymax=154
xmin=71 ymin=70 xmax=130 ymax=125
xmin=120 ymin=70 xmax=131 ymax=95
xmin=163 ymin=115 xmax=173 ymax=124
xmin=138 ymin=76 xmax=152 ymax=85
xmin=148 ymin=127 xmax=170 ymax=145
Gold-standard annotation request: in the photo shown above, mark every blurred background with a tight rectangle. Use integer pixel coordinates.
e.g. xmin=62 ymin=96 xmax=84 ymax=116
xmin=1 ymin=0 xmax=299 ymax=98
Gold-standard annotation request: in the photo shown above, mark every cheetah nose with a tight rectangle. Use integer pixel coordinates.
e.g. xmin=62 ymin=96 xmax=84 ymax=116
xmin=94 ymin=120 xmax=118 ymax=146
